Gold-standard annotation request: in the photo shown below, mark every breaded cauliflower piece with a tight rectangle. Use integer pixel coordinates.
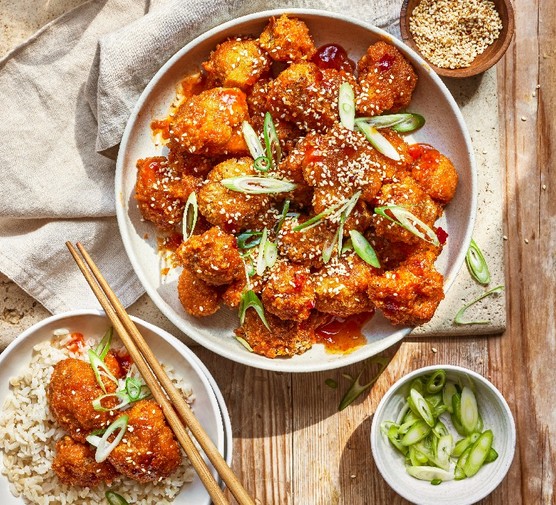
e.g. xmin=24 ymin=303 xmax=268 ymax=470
xmin=202 ymin=37 xmax=271 ymax=90
xmin=261 ymin=260 xmax=315 ymax=321
xmin=169 ymin=87 xmax=249 ymax=156
xmin=356 ymin=41 xmax=418 ymax=116
xmin=409 ymin=144 xmax=458 ymax=205
xmin=259 ymin=15 xmax=316 ymax=62
xmin=367 ymin=248 xmax=444 ymax=326
xmin=177 ymin=267 xmax=221 ymax=317
xmin=314 ymin=253 xmax=376 ymax=318
xmin=197 ymin=157 xmax=273 ymax=233
xmin=176 ymin=226 xmax=243 ymax=286
xmin=372 ymin=176 xmax=442 ymax=245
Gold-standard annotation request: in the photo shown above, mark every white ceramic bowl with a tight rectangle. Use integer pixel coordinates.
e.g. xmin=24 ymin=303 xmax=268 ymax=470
xmin=116 ymin=9 xmax=476 ymax=372
xmin=370 ymin=365 xmax=516 ymax=505
xmin=0 ymin=310 xmax=230 ymax=505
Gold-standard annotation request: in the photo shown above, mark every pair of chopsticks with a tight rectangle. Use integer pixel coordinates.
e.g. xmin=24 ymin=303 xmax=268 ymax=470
xmin=66 ymin=242 xmax=254 ymax=505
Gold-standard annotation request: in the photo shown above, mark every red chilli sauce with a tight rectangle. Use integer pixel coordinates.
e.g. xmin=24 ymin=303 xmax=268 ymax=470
xmin=312 ymin=44 xmax=356 ymax=73
xmin=315 ymin=312 xmax=374 ymax=354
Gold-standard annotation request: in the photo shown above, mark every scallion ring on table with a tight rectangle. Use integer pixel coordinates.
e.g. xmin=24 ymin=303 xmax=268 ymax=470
xmin=454 ymin=285 xmax=504 ymax=324
xmin=238 ymin=289 xmax=270 ymax=330
xmin=355 ymin=119 xmax=401 ymax=161
xmin=356 ymin=113 xmax=425 ymax=133
xmin=182 ymin=192 xmax=198 ymax=241
xmin=105 ymin=491 xmax=130 ymax=505
xmin=263 ymin=112 xmax=282 ymax=168
xmin=237 ymin=230 xmax=263 ymax=250
xmin=349 ymin=230 xmax=381 ymax=268
xmin=94 ymin=327 xmax=113 ymax=361
xmin=241 ymin=120 xmax=265 ymax=160
xmin=374 ymin=205 xmax=440 ymax=246
xmin=338 ymin=82 xmax=355 ymax=130
xmin=86 ymin=415 xmax=129 ymax=463
xmin=466 ymin=238 xmax=491 ymax=285
xmin=221 ymin=176 xmax=296 ymax=194
xmin=88 ymin=349 xmax=118 ymax=394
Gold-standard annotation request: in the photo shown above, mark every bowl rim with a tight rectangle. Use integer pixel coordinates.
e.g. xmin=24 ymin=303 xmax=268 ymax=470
xmin=370 ymin=364 xmax=516 ymax=504
xmin=115 ymin=8 xmax=477 ymax=373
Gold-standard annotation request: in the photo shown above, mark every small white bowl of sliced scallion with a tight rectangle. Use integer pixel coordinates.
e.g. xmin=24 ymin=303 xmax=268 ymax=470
xmin=370 ymin=365 xmax=516 ymax=505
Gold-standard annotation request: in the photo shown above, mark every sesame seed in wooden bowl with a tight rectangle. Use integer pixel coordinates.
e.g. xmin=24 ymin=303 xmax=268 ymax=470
xmin=400 ymin=0 xmax=515 ymax=78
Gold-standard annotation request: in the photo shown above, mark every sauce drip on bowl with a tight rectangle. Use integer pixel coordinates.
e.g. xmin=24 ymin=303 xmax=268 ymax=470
xmin=312 ymin=44 xmax=355 ymax=72
xmin=315 ymin=312 xmax=374 ymax=354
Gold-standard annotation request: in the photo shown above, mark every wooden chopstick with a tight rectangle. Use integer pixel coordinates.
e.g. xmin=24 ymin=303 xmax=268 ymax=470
xmin=66 ymin=242 xmax=255 ymax=505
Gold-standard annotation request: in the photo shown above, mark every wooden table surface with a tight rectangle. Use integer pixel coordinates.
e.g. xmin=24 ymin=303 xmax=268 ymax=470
xmin=1 ymin=0 xmax=554 ymax=504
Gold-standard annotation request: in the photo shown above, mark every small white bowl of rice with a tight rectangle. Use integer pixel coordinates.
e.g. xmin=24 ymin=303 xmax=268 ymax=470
xmin=0 ymin=309 xmax=231 ymax=505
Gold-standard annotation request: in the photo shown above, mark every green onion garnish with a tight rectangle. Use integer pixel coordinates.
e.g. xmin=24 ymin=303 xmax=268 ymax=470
xmin=349 ymin=230 xmax=381 ymax=268
xmin=409 ymin=388 xmax=436 ymax=427
xmin=425 ymin=369 xmax=446 ymax=394
xmin=264 ymin=239 xmax=278 ymax=271
xmin=322 ymin=235 xmax=336 ymax=264
xmin=238 ymin=289 xmax=270 ymax=330
xmin=94 ymin=327 xmax=113 ymax=361
xmin=105 ymin=491 xmax=130 ymax=505
xmin=374 ymin=205 xmax=440 ymax=246
xmin=454 ymin=285 xmax=504 ymax=325
xmin=237 ymin=230 xmax=263 ymax=250
xmin=256 ymin=228 xmax=269 ymax=276
xmin=462 ymin=430 xmax=493 ymax=477
xmin=460 ymin=386 xmax=479 ymax=435
xmin=356 ymin=113 xmax=425 ymax=133
xmin=182 ymin=192 xmax=198 ymax=241
xmin=92 ymin=391 xmax=132 ymax=412
xmin=235 ymin=336 xmax=254 ymax=352
xmin=241 ymin=121 xmax=265 ymax=160
xmin=466 ymin=239 xmax=491 ymax=285
xmin=86 ymin=415 xmax=128 ymax=463
xmin=125 ymin=377 xmax=145 ymax=401
xmin=254 ymin=156 xmax=271 ymax=172
xmin=338 ymin=82 xmax=355 ymax=131
xmin=325 ymin=378 xmax=338 ymax=389
xmin=274 ymin=200 xmax=290 ymax=234
xmin=88 ymin=349 xmax=118 ymax=394
xmin=355 ymin=119 xmax=401 ymax=161
xmin=338 ymin=356 xmax=388 ymax=411
xmin=221 ymin=176 xmax=296 ymax=194
xmin=406 ymin=466 xmax=454 ymax=482
xmin=263 ymin=112 xmax=282 ymax=169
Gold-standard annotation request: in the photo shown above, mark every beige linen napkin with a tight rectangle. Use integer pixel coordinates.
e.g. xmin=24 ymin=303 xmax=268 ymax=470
xmin=0 ymin=0 xmax=401 ymax=315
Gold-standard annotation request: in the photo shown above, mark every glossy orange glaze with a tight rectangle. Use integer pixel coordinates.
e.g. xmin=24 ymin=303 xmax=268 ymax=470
xmin=114 ymin=351 xmax=133 ymax=374
xmin=315 ymin=312 xmax=374 ymax=354
xmin=150 ymin=119 xmax=170 ymax=140
xmin=66 ymin=332 xmax=85 ymax=353
xmin=312 ymin=44 xmax=355 ymax=73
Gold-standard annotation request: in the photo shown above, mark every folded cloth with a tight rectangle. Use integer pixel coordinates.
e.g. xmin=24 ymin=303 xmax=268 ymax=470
xmin=0 ymin=0 xmax=400 ymax=315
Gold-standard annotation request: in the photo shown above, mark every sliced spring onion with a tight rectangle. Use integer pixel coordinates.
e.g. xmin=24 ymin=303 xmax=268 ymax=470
xmin=466 ymin=239 xmax=491 ymax=285
xmin=338 ymin=356 xmax=388 ymax=411
xmin=460 ymin=386 xmax=479 ymax=435
xmin=454 ymin=285 xmax=504 ymax=325
xmin=238 ymin=289 xmax=270 ymax=330
xmin=338 ymin=82 xmax=355 ymax=130
xmin=355 ymin=119 xmax=401 ymax=161
xmin=409 ymin=378 xmax=425 ymax=396
xmin=87 ymin=415 xmax=129 ymax=463
xmin=105 ymin=491 xmax=130 ymax=505
xmin=88 ymin=349 xmax=118 ymax=394
xmin=264 ymin=239 xmax=278 ymax=271
xmin=401 ymin=419 xmax=431 ymax=446
xmin=254 ymin=156 xmax=271 ymax=172
xmin=455 ymin=446 xmax=472 ymax=480
xmin=125 ymin=377 xmax=147 ymax=401
xmin=275 ymin=200 xmax=290 ymax=234
xmin=349 ymin=230 xmax=381 ymax=268
xmin=410 ymin=388 xmax=436 ymax=427
xmin=256 ymin=228 xmax=269 ymax=276
xmin=325 ymin=378 xmax=338 ymax=389
xmin=451 ymin=393 xmax=466 ymax=436
xmin=182 ymin=192 xmax=198 ymax=241
xmin=241 ymin=121 xmax=265 ymax=160
xmin=237 ymin=231 xmax=263 ymax=250
xmin=235 ymin=336 xmax=254 ymax=352
xmin=221 ymin=176 xmax=297 ymax=194
xmin=322 ymin=235 xmax=336 ymax=264
xmin=442 ymin=381 xmax=458 ymax=413
xmin=485 ymin=447 xmax=499 ymax=463
xmin=356 ymin=113 xmax=425 ymax=133
xmin=341 ymin=238 xmax=353 ymax=254
xmin=432 ymin=420 xmax=450 ymax=438
xmin=374 ymin=205 xmax=440 ymax=246
xmin=452 ymin=433 xmax=480 ymax=458
xmin=406 ymin=466 xmax=454 ymax=482
xmin=425 ymin=369 xmax=446 ymax=394
xmin=335 ymin=191 xmax=360 ymax=255
xmin=94 ymin=327 xmax=113 ymax=361
xmin=92 ymin=391 xmax=132 ymax=412
xmin=462 ymin=430 xmax=493 ymax=477
xmin=263 ymin=112 xmax=282 ymax=168
xmin=435 ymin=434 xmax=454 ymax=469
xmin=384 ymin=424 xmax=409 ymax=455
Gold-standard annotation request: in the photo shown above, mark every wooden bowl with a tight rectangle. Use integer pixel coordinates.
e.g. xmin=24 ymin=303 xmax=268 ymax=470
xmin=400 ymin=0 xmax=515 ymax=78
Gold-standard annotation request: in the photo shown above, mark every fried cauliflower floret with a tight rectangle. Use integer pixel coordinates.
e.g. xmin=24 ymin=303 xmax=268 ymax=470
xmin=135 ymin=156 xmax=199 ymax=231
xmin=202 ymin=37 xmax=271 ymax=90
xmin=409 ymin=145 xmax=458 ymax=205
xmin=373 ymin=176 xmax=442 ymax=245
xmin=52 ymin=436 xmax=117 ymax=487
xmin=267 ymin=62 xmax=357 ymax=132
xmin=235 ymin=310 xmax=315 ymax=358
xmin=108 ymin=400 xmax=182 ymax=483
xmin=177 ymin=267 xmax=221 ymax=317
xmin=48 ymin=357 xmax=122 ymax=442
xmin=176 ymin=226 xmax=243 ymax=285
xmin=198 ymin=157 xmax=273 ymax=233
xmin=356 ymin=41 xmax=418 ymax=116
xmin=367 ymin=249 xmax=444 ymax=326
xmin=261 ymin=260 xmax=315 ymax=321
xmin=314 ymin=253 xmax=376 ymax=318
xmin=169 ymin=87 xmax=249 ymax=156
xmin=259 ymin=15 xmax=316 ymax=62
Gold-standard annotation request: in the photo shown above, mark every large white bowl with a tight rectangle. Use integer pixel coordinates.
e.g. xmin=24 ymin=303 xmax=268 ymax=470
xmin=116 ymin=9 xmax=476 ymax=372
xmin=0 ymin=310 xmax=230 ymax=505
xmin=370 ymin=365 xmax=516 ymax=505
